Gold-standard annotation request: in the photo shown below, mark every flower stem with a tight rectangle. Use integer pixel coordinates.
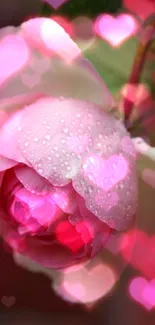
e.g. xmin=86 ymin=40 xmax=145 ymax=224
xmin=123 ymin=16 xmax=155 ymax=127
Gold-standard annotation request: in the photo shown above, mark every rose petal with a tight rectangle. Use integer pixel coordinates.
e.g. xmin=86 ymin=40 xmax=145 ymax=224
xmin=21 ymin=17 xmax=81 ymax=62
xmin=24 ymin=237 xmax=88 ymax=269
xmin=0 ymin=171 xmax=4 ymax=188
xmin=75 ymin=194 xmax=112 ymax=256
xmin=5 ymin=96 xmax=137 ymax=231
xmin=50 ymin=183 xmax=78 ymax=214
xmin=14 ymin=165 xmax=52 ymax=195
xmin=0 ymin=109 xmax=30 ymax=164
xmin=14 ymin=187 xmax=62 ymax=227
xmin=0 ymin=93 xmax=44 ymax=117
xmin=0 ymin=18 xmax=114 ymax=108
xmin=0 ymin=156 xmax=17 ymax=172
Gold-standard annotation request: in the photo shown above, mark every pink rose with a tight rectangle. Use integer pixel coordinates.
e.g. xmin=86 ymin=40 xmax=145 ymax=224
xmin=0 ymin=18 xmax=138 ymax=269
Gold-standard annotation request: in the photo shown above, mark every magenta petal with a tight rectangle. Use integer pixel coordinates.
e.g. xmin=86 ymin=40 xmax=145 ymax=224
xmin=24 ymin=237 xmax=87 ymax=269
xmin=50 ymin=183 xmax=78 ymax=214
xmin=14 ymin=188 xmax=60 ymax=226
xmin=0 ymin=171 xmax=4 ymax=188
xmin=76 ymin=194 xmax=112 ymax=256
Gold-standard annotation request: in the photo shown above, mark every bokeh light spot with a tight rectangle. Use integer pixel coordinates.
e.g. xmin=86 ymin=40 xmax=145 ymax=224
xmin=54 ymin=259 xmax=116 ymax=303
xmin=0 ymin=35 xmax=30 ymax=85
xmin=94 ymin=14 xmax=138 ymax=47
xmin=83 ymin=154 xmax=128 ymax=191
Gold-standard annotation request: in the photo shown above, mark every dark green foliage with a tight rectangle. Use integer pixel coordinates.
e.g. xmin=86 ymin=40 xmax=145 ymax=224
xmin=42 ymin=0 xmax=122 ymax=19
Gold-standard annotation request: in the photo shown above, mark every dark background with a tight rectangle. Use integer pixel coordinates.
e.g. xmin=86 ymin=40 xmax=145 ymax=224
xmin=42 ymin=0 xmax=122 ymax=18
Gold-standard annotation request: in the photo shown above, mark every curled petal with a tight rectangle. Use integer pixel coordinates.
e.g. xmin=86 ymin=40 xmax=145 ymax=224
xmin=21 ymin=18 xmax=81 ymax=62
xmin=14 ymin=165 xmax=52 ymax=195
xmin=0 ymin=156 xmax=17 ymax=172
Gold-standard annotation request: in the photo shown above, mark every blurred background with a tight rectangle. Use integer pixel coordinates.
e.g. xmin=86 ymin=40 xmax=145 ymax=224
xmin=0 ymin=0 xmax=155 ymax=324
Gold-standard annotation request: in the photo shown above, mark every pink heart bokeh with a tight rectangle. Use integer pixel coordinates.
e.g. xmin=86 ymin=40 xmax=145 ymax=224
xmin=43 ymin=0 xmax=69 ymax=9
xmin=121 ymin=230 xmax=155 ymax=279
xmin=21 ymin=73 xmax=41 ymax=89
xmin=1 ymin=296 xmax=16 ymax=308
xmin=129 ymin=277 xmax=155 ymax=310
xmin=83 ymin=154 xmax=128 ymax=191
xmin=94 ymin=14 xmax=139 ymax=47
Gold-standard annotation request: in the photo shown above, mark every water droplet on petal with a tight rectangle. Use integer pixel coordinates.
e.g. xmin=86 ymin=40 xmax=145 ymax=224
xmin=38 ymin=168 xmax=43 ymax=174
xmin=87 ymin=185 xmax=93 ymax=193
xmin=45 ymin=134 xmax=51 ymax=140
xmin=18 ymin=126 xmax=22 ymax=131
xmin=33 ymin=137 xmax=39 ymax=142
xmin=63 ymin=128 xmax=69 ymax=134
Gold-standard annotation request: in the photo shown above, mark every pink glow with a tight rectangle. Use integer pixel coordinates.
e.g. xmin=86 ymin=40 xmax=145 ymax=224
xmin=63 ymin=282 xmax=85 ymax=300
xmin=129 ymin=277 xmax=155 ymax=310
xmin=51 ymin=16 xmax=73 ymax=37
xmin=56 ymin=220 xmax=92 ymax=253
xmin=83 ymin=154 xmax=128 ymax=191
xmin=0 ymin=35 xmax=30 ymax=85
xmin=121 ymin=84 xmax=150 ymax=107
xmin=124 ymin=0 xmax=155 ymax=20
xmin=121 ymin=229 xmax=155 ymax=279
xmin=55 ymin=260 xmax=116 ymax=303
xmin=94 ymin=14 xmax=138 ymax=47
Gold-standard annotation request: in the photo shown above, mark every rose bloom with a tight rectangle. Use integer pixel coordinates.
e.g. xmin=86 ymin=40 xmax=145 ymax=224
xmin=0 ymin=18 xmax=138 ymax=270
